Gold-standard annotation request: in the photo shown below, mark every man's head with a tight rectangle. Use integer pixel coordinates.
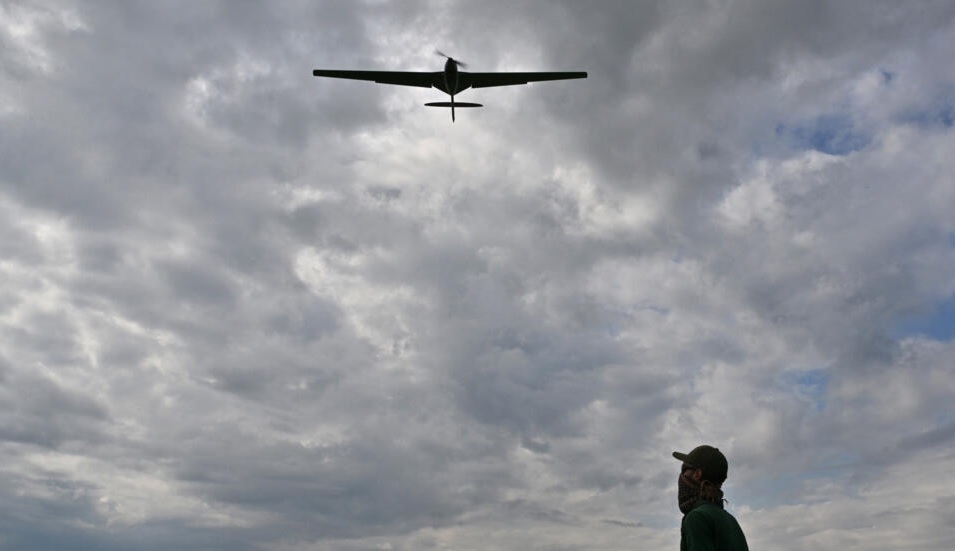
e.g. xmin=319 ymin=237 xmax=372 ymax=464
xmin=673 ymin=445 xmax=728 ymax=485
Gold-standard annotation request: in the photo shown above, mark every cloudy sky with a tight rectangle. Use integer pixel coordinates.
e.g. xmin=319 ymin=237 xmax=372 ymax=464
xmin=2 ymin=1 xmax=955 ymax=549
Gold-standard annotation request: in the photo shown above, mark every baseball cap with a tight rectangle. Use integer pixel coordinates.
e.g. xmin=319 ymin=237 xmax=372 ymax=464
xmin=673 ymin=445 xmax=728 ymax=483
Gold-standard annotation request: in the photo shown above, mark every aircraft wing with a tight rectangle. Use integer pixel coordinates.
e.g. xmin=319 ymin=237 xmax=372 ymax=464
xmin=313 ymin=70 xmax=438 ymax=88
xmin=465 ymin=72 xmax=588 ymax=89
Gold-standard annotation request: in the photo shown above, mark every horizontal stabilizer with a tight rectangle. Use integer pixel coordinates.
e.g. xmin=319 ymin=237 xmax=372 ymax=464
xmin=424 ymin=102 xmax=483 ymax=108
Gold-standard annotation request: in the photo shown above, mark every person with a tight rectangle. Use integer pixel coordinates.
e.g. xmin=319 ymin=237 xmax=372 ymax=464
xmin=673 ymin=445 xmax=748 ymax=551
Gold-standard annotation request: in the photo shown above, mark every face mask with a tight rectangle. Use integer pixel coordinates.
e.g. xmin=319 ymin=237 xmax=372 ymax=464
xmin=678 ymin=472 xmax=700 ymax=514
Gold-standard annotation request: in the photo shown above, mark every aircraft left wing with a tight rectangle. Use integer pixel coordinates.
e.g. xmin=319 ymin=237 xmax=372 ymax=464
xmin=465 ymin=72 xmax=588 ymax=89
xmin=312 ymin=70 xmax=437 ymax=88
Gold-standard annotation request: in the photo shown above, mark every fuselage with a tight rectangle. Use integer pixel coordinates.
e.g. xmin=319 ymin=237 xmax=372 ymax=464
xmin=441 ymin=58 xmax=463 ymax=122
xmin=440 ymin=58 xmax=469 ymax=96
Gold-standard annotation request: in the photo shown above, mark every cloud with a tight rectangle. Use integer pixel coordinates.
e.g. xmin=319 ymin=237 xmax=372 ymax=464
xmin=1 ymin=1 xmax=955 ymax=549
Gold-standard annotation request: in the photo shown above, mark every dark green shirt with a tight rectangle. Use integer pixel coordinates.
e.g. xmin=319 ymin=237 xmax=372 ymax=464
xmin=680 ymin=501 xmax=748 ymax=551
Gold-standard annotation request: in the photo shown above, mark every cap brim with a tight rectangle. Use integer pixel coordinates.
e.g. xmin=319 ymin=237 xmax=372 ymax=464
xmin=672 ymin=451 xmax=690 ymax=462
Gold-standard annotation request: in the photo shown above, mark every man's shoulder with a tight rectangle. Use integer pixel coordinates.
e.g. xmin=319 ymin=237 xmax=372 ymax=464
xmin=683 ymin=503 xmax=748 ymax=551
xmin=686 ymin=503 xmax=741 ymax=525
xmin=688 ymin=502 xmax=728 ymax=516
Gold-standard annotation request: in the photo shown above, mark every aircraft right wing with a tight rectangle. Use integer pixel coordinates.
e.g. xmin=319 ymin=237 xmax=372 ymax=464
xmin=465 ymin=72 xmax=588 ymax=89
xmin=312 ymin=70 xmax=438 ymax=88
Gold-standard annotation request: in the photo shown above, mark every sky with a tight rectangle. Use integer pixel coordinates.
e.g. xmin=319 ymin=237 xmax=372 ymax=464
xmin=1 ymin=1 xmax=954 ymax=549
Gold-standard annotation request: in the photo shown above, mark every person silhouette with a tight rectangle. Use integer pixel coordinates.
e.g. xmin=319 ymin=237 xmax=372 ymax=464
xmin=673 ymin=445 xmax=749 ymax=551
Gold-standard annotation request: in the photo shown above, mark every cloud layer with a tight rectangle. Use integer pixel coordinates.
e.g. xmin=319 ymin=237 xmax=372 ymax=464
xmin=2 ymin=1 xmax=954 ymax=549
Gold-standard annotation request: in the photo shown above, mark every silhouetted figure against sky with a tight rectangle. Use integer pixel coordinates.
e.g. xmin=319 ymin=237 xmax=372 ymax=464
xmin=674 ymin=445 xmax=749 ymax=551
xmin=313 ymin=51 xmax=586 ymax=122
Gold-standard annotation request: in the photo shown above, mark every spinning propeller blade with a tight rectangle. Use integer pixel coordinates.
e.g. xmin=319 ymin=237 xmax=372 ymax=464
xmin=435 ymin=50 xmax=467 ymax=68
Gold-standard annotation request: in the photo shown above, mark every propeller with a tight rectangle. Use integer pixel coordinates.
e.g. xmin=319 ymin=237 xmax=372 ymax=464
xmin=435 ymin=49 xmax=467 ymax=68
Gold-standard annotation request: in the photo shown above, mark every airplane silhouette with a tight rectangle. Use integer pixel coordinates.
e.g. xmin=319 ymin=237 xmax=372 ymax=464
xmin=313 ymin=52 xmax=587 ymax=122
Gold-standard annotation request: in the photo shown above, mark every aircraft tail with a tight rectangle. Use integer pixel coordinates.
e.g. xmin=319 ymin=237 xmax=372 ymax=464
xmin=423 ymin=102 xmax=483 ymax=108
xmin=425 ymin=101 xmax=482 ymax=122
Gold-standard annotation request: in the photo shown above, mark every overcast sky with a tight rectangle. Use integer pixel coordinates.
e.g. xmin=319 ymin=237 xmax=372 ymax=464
xmin=2 ymin=1 xmax=954 ymax=549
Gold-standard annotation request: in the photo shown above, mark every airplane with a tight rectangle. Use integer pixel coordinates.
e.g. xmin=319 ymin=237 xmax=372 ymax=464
xmin=313 ymin=52 xmax=587 ymax=122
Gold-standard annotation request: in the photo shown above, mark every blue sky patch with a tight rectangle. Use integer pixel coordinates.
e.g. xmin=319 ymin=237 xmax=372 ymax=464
xmin=776 ymin=113 xmax=872 ymax=155
xmin=901 ymin=101 xmax=955 ymax=129
xmin=737 ymin=450 xmax=856 ymax=509
xmin=894 ymin=294 xmax=955 ymax=341
xmin=778 ymin=368 xmax=829 ymax=411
